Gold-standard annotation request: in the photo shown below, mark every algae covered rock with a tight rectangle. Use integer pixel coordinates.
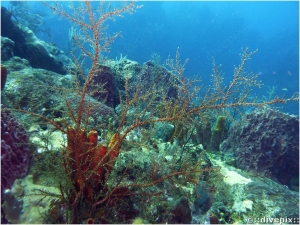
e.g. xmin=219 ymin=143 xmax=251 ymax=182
xmin=2 ymin=66 xmax=115 ymax=130
xmin=1 ymin=6 xmax=75 ymax=75
xmin=2 ymin=56 xmax=31 ymax=71
xmin=107 ymin=57 xmax=141 ymax=80
xmin=1 ymin=36 xmax=15 ymax=61
xmin=202 ymin=157 xmax=299 ymax=224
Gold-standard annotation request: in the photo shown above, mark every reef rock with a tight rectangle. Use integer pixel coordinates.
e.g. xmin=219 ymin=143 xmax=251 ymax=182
xmin=107 ymin=57 xmax=141 ymax=80
xmin=1 ymin=36 xmax=15 ymax=61
xmin=108 ymin=59 xmax=179 ymax=103
xmin=2 ymin=66 xmax=115 ymax=131
xmin=220 ymin=107 xmax=299 ymax=187
xmin=1 ymin=6 xmax=75 ymax=75
xmin=201 ymin=158 xmax=299 ymax=224
xmin=2 ymin=56 xmax=31 ymax=72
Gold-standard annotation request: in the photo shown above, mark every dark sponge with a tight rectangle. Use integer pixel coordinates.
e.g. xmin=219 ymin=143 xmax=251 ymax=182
xmin=221 ymin=107 xmax=299 ymax=186
xmin=1 ymin=106 xmax=30 ymax=196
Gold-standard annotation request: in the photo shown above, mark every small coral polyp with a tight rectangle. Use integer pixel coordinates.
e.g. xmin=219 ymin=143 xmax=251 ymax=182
xmin=65 ymin=127 xmax=121 ymax=202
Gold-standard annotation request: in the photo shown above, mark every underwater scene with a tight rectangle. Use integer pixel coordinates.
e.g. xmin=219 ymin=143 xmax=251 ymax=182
xmin=1 ymin=1 xmax=299 ymax=224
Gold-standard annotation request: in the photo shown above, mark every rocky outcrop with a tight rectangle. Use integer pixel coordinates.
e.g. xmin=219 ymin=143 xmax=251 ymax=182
xmin=1 ymin=6 xmax=74 ymax=75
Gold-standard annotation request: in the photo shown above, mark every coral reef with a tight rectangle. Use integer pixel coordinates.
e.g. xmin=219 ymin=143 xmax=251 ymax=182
xmin=107 ymin=57 xmax=141 ymax=81
xmin=154 ymin=122 xmax=175 ymax=141
xmin=107 ymin=59 xmax=179 ymax=108
xmin=220 ymin=107 xmax=299 ymax=187
xmin=2 ymin=1 xmax=299 ymax=224
xmin=1 ymin=106 xmax=30 ymax=195
xmin=28 ymin=124 xmax=65 ymax=153
xmin=2 ymin=67 xmax=71 ymax=116
xmin=167 ymin=105 xmax=187 ymax=143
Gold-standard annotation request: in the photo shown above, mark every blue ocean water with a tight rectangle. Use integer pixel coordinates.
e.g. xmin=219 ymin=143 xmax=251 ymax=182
xmin=2 ymin=1 xmax=299 ymax=114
